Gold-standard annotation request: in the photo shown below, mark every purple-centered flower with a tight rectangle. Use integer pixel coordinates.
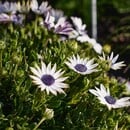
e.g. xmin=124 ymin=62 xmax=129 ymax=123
xmin=89 ymin=84 xmax=130 ymax=110
xmin=65 ymin=54 xmax=98 ymax=75
xmin=54 ymin=19 xmax=73 ymax=35
xmin=43 ymin=12 xmax=55 ymax=30
xmin=30 ymin=61 xmax=68 ymax=95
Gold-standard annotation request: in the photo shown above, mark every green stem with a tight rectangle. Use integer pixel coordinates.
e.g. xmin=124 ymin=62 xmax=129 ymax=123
xmin=0 ymin=50 xmax=2 ymax=75
xmin=13 ymin=64 xmax=18 ymax=77
xmin=33 ymin=117 xmax=46 ymax=130
xmin=34 ymin=16 xmax=38 ymax=35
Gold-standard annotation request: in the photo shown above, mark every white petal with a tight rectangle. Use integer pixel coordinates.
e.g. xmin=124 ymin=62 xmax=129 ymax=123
xmin=30 ymin=67 xmax=41 ymax=78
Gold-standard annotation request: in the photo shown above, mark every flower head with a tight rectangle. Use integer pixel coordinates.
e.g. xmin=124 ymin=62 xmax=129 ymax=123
xmin=0 ymin=13 xmax=24 ymax=24
xmin=44 ymin=12 xmax=55 ymax=30
xmin=49 ymin=9 xmax=65 ymax=22
xmin=89 ymin=84 xmax=130 ymax=110
xmin=71 ymin=16 xmax=87 ymax=35
xmin=0 ymin=1 xmax=17 ymax=13
xmin=99 ymin=52 xmax=125 ymax=70
xmin=65 ymin=54 xmax=98 ymax=75
xmin=31 ymin=0 xmax=51 ymax=15
xmin=30 ymin=62 xmax=68 ymax=95
xmin=54 ymin=17 xmax=73 ymax=36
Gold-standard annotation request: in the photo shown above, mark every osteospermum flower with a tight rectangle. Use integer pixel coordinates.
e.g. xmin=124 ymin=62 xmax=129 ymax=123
xmin=49 ymin=9 xmax=65 ymax=22
xmin=89 ymin=84 xmax=130 ymax=110
xmin=54 ymin=17 xmax=73 ymax=36
xmin=99 ymin=52 xmax=125 ymax=70
xmin=43 ymin=12 xmax=55 ymax=30
xmin=71 ymin=16 xmax=87 ymax=35
xmin=0 ymin=13 xmax=24 ymax=24
xmin=65 ymin=54 xmax=98 ymax=75
xmin=0 ymin=1 xmax=17 ymax=13
xmin=30 ymin=62 xmax=68 ymax=95
xmin=30 ymin=0 xmax=51 ymax=15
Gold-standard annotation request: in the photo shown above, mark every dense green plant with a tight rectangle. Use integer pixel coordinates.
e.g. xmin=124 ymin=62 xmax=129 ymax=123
xmin=0 ymin=0 xmax=130 ymax=130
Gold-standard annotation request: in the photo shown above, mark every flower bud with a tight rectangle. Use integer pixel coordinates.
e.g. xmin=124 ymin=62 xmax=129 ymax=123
xmin=0 ymin=41 xmax=6 ymax=50
xmin=12 ymin=53 xmax=22 ymax=64
xmin=44 ymin=108 xmax=54 ymax=120
xmin=103 ymin=44 xmax=111 ymax=54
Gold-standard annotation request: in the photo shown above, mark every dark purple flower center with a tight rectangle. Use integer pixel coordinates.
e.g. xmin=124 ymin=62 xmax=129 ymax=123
xmin=74 ymin=64 xmax=87 ymax=72
xmin=41 ymin=74 xmax=55 ymax=86
xmin=104 ymin=96 xmax=116 ymax=104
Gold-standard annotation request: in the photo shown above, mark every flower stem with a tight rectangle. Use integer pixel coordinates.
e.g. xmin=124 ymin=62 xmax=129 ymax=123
xmin=34 ymin=16 xmax=38 ymax=35
xmin=33 ymin=117 xmax=46 ymax=130
xmin=13 ymin=64 xmax=18 ymax=77
xmin=0 ymin=50 xmax=2 ymax=75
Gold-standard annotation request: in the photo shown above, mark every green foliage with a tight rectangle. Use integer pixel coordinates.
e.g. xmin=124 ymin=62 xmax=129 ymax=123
xmin=0 ymin=0 xmax=129 ymax=129
xmin=0 ymin=19 xmax=129 ymax=130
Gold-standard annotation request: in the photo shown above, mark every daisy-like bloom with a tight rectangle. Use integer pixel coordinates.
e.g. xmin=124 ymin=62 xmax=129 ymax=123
xmin=0 ymin=13 xmax=11 ymax=23
xmin=69 ymin=17 xmax=102 ymax=54
xmin=44 ymin=12 xmax=55 ymax=30
xmin=43 ymin=12 xmax=73 ymax=36
xmin=99 ymin=52 xmax=126 ymax=70
xmin=11 ymin=14 xmax=25 ymax=25
xmin=71 ymin=16 xmax=87 ymax=35
xmin=68 ymin=17 xmax=87 ymax=40
xmin=0 ymin=13 xmax=24 ymax=24
xmin=89 ymin=84 xmax=130 ymax=110
xmin=30 ymin=62 xmax=68 ymax=96
xmin=0 ymin=1 xmax=17 ymax=14
xmin=54 ymin=17 xmax=73 ymax=36
xmin=30 ymin=0 xmax=51 ymax=15
xmin=65 ymin=54 xmax=98 ymax=75
xmin=49 ymin=9 xmax=65 ymax=22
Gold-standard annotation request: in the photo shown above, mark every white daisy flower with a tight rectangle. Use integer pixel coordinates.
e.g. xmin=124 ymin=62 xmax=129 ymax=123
xmin=68 ymin=17 xmax=102 ymax=54
xmin=44 ymin=12 xmax=55 ymax=30
xmin=108 ymin=52 xmax=125 ymax=70
xmin=89 ymin=84 xmax=130 ymax=110
xmin=71 ymin=16 xmax=87 ymax=35
xmin=30 ymin=0 xmax=51 ymax=15
xmin=65 ymin=54 xmax=98 ymax=75
xmin=49 ymin=9 xmax=65 ymax=22
xmin=30 ymin=62 xmax=68 ymax=96
xmin=99 ymin=52 xmax=125 ymax=70
xmin=0 ymin=1 xmax=17 ymax=13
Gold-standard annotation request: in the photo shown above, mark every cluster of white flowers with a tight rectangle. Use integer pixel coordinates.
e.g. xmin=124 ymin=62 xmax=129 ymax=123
xmin=30 ymin=52 xmax=128 ymax=111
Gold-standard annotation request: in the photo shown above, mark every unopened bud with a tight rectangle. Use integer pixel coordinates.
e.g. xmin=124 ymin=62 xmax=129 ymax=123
xmin=0 ymin=41 xmax=6 ymax=50
xmin=44 ymin=108 xmax=54 ymax=120
xmin=103 ymin=44 xmax=111 ymax=54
